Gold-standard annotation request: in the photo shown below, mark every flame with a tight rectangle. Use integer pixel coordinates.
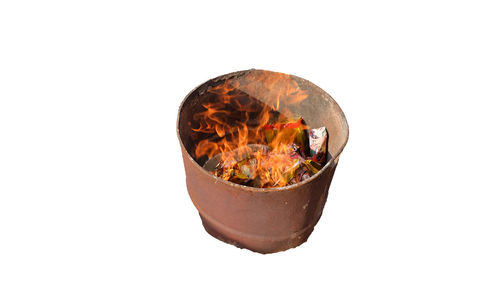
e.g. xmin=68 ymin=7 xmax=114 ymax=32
xmin=191 ymin=71 xmax=309 ymax=188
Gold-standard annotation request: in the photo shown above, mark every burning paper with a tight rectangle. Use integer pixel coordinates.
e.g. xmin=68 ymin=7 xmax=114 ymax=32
xmin=202 ymin=120 xmax=328 ymax=188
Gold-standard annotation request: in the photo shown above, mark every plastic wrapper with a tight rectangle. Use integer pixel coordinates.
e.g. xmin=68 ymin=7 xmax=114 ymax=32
xmin=308 ymin=126 xmax=327 ymax=165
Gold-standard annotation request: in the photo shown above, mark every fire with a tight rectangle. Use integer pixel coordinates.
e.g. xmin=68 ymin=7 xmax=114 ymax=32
xmin=191 ymin=71 xmax=309 ymax=188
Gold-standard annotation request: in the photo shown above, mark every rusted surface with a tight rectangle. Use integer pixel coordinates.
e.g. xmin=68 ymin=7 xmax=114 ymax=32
xmin=177 ymin=69 xmax=349 ymax=253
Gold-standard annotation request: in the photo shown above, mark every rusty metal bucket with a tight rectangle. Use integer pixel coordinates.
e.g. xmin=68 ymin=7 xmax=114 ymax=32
xmin=177 ymin=69 xmax=349 ymax=253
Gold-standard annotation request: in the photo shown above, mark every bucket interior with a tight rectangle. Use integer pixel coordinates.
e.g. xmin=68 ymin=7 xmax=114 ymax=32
xmin=178 ymin=69 xmax=348 ymax=167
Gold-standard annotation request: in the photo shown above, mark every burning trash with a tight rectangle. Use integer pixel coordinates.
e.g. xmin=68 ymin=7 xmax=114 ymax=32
xmin=190 ymin=72 xmax=329 ymax=188
xmin=203 ymin=120 xmax=327 ymax=188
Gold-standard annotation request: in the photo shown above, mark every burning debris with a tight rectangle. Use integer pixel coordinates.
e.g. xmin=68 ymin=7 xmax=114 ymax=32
xmin=203 ymin=121 xmax=327 ymax=188
xmin=191 ymin=72 xmax=329 ymax=188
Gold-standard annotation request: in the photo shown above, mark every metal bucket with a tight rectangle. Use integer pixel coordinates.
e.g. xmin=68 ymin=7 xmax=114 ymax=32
xmin=177 ymin=69 xmax=349 ymax=253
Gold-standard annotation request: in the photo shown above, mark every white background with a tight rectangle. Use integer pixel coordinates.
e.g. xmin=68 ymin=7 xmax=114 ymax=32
xmin=1 ymin=0 xmax=499 ymax=281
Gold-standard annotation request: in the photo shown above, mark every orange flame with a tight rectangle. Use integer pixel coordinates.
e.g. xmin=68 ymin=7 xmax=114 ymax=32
xmin=191 ymin=72 xmax=309 ymax=188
